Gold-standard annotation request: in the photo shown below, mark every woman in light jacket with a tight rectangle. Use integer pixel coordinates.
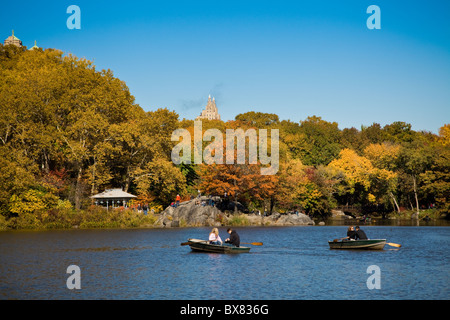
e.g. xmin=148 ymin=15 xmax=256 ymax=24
xmin=209 ymin=228 xmax=222 ymax=245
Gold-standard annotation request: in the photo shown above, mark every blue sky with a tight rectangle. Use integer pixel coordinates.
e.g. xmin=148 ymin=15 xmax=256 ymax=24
xmin=2 ymin=0 xmax=449 ymax=133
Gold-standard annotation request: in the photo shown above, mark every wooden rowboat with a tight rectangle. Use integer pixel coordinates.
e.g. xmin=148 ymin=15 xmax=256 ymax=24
xmin=328 ymin=239 xmax=386 ymax=250
xmin=185 ymin=238 xmax=251 ymax=253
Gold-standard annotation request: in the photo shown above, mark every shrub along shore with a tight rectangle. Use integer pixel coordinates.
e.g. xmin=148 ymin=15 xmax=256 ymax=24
xmin=1 ymin=201 xmax=445 ymax=231
xmin=0 ymin=206 xmax=157 ymax=231
xmin=0 ymin=205 xmax=314 ymax=231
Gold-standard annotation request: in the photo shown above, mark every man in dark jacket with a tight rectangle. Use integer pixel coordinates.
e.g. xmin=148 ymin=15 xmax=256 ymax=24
xmin=355 ymin=226 xmax=368 ymax=240
xmin=225 ymin=228 xmax=240 ymax=247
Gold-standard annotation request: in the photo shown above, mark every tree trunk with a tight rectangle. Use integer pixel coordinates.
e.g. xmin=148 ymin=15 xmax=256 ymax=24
xmin=234 ymin=179 xmax=238 ymax=213
xmin=412 ymin=175 xmax=420 ymax=214
xmin=269 ymin=196 xmax=275 ymax=214
xmin=91 ymin=159 xmax=96 ymax=196
xmin=124 ymin=168 xmax=130 ymax=192
xmin=42 ymin=150 xmax=50 ymax=174
xmin=389 ymin=192 xmax=400 ymax=213
xmin=75 ymin=166 xmax=83 ymax=210
xmin=408 ymin=198 xmax=414 ymax=211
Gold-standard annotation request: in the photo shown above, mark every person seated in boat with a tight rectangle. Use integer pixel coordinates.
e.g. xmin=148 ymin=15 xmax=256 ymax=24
xmin=355 ymin=226 xmax=368 ymax=240
xmin=343 ymin=226 xmax=356 ymax=241
xmin=225 ymin=228 xmax=240 ymax=247
xmin=208 ymin=228 xmax=223 ymax=245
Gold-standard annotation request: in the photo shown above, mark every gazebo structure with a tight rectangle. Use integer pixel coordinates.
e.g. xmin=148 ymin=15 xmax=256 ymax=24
xmin=91 ymin=188 xmax=137 ymax=210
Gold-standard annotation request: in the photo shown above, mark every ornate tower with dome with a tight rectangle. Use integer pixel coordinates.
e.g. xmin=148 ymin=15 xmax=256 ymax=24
xmin=196 ymin=95 xmax=221 ymax=121
xmin=4 ymin=30 xmax=22 ymax=47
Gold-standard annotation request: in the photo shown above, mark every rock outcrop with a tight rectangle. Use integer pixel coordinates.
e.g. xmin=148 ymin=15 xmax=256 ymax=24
xmin=155 ymin=199 xmax=223 ymax=227
xmin=264 ymin=212 xmax=315 ymax=226
xmin=155 ymin=198 xmax=315 ymax=227
xmin=330 ymin=209 xmax=355 ymax=220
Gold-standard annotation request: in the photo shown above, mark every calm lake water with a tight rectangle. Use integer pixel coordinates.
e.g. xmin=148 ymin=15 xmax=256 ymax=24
xmin=0 ymin=226 xmax=448 ymax=300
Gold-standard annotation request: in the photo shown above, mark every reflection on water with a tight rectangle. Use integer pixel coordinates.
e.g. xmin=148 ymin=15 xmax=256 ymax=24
xmin=0 ymin=226 xmax=448 ymax=300
xmin=62 ymin=246 xmax=154 ymax=252
xmin=323 ymin=218 xmax=450 ymax=227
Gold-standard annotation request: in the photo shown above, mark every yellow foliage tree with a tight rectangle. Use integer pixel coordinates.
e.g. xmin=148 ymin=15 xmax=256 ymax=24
xmin=328 ymin=148 xmax=373 ymax=194
xmin=364 ymin=142 xmax=401 ymax=170
xmin=438 ymin=124 xmax=450 ymax=146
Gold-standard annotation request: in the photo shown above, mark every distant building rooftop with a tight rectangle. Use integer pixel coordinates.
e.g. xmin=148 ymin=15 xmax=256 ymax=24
xmin=4 ymin=30 xmax=22 ymax=47
xmin=29 ymin=40 xmax=39 ymax=50
xmin=91 ymin=188 xmax=137 ymax=199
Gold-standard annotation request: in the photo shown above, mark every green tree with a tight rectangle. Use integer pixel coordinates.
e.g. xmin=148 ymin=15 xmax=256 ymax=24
xmin=395 ymin=136 xmax=435 ymax=215
xmin=0 ymin=48 xmax=140 ymax=210
xmin=298 ymin=116 xmax=342 ymax=166
xmin=419 ymin=129 xmax=450 ymax=216
xmin=135 ymin=159 xmax=187 ymax=207
xmin=364 ymin=143 xmax=401 ymax=212
xmin=235 ymin=112 xmax=279 ymax=128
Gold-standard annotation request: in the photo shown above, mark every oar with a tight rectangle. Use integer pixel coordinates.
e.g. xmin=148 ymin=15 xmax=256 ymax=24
xmin=180 ymin=239 xmax=208 ymax=246
xmin=386 ymin=242 xmax=401 ymax=248
xmin=333 ymin=237 xmax=348 ymax=242
xmin=241 ymin=242 xmax=263 ymax=246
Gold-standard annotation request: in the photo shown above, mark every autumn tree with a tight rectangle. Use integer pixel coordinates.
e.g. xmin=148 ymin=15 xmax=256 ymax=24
xmin=197 ymin=118 xmax=279 ymax=211
xmin=134 ymin=159 xmax=187 ymax=207
xmin=364 ymin=142 xmax=401 ymax=212
xmin=276 ymin=157 xmax=337 ymax=217
xmin=420 ymin=132 xmax=450 ymax=216
xmin=438 ymin=124 xmax=450 ymax=146
xmin=328 ymin=149 xmax=373 ymax=199
xmin=0 ymin=46 xmax=160 ymax=211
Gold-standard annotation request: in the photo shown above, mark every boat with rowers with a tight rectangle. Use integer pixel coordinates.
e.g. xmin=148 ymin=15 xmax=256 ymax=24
xmin=328 ymin=239 xmax=387 ymax=250
xmin=182 ymin=238 xmax=251 ymax=253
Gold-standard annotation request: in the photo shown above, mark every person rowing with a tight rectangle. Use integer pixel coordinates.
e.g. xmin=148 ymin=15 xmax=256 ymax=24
xmin=355 ymin=226 xmax=368 ymax=240
xmin=225 ymin=228 xmax=240 ymax=247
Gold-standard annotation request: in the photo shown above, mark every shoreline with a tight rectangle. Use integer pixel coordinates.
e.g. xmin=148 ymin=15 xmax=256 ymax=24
xmin=1 ymin=201 xmax=449 ymax=231
xmin=1 ymin=217 xmax=449 ymax=232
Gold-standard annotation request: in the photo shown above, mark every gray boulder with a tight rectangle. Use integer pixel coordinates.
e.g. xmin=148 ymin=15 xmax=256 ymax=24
xmin=155 ymin=199 xmax=223 ymax=227
xmin=257 ymin=212 xmax=314 ymax=226
xmin=272 ymin=213 xmax=315 ymax=226
xmin=155 ymin=199 xmax=315 ymax=227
